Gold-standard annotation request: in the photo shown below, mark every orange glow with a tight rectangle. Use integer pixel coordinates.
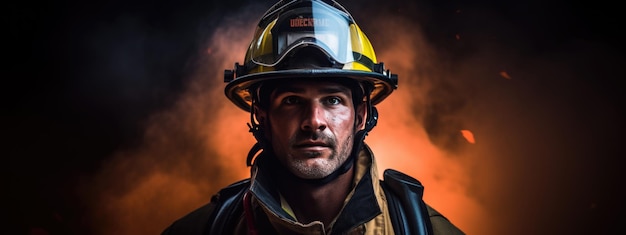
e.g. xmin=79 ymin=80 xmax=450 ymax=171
xmin=461 ymin=130 xmax=476 ymax=144
xmin=85 ymin=8 xmax=492 ymax=235
xmin=500 ymin=70 xmax=512 ymax=79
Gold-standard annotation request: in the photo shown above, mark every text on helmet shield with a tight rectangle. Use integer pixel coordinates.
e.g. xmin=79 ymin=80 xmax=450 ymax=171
xmin=290 ymin=18 xmax=330 ymax=27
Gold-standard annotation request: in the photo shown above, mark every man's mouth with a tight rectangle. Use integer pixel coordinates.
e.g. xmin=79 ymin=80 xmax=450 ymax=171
xmin=294 ymin=141 xmax=331 ymax=149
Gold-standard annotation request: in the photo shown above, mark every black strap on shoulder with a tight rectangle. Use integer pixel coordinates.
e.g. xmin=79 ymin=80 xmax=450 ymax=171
xmin=381 ymin=169 xmax=433 ymax=235
xmin=204 ymin=170 xmax=434 ymax=235
xmin=206 ymin=179 xmax=251 ymax=235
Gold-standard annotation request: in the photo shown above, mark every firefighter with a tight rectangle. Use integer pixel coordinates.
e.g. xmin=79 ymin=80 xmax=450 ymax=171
xmin=162 ymin=0 xmax=464 ymax=234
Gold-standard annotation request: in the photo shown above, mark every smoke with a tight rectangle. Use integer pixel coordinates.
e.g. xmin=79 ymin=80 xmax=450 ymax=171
xmin=351 ymin=3 xmax=489 ymax=234
xmin=81 ymin=1 xmax=488 ymax=234
xmin=81 ymin=4 xmax=265 ymax=235
xmin=77 ymin=1 xmax=625 ymax=235
xmin=349 ymin=1 xmax=625 ymax=234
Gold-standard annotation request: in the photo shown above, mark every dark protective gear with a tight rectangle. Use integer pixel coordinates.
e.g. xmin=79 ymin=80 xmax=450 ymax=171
xmin=161 ymin=146 xmax=465 ymax=235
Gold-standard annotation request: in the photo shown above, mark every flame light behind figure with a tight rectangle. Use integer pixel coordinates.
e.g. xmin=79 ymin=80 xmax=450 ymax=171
xmin=85 ymin=7 xmax=486 ymax=234
xmin=77 ymin=1 xmax=625 ymax=235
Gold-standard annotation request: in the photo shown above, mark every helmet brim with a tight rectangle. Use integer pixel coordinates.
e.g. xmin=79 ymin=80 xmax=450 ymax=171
xmin=224 ymin=68 xmax=396 ymax=112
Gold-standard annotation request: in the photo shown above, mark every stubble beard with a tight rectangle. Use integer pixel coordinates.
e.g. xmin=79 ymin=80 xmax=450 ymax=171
xmin=290 ymin=132 xmax=354 ymax=179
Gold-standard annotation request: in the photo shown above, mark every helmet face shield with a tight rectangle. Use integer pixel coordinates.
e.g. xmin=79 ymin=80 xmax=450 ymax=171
xmin=248 ymin=0 xmax=363 ymax=67
xmin=224 ymin=0 xmax=398 ymax=112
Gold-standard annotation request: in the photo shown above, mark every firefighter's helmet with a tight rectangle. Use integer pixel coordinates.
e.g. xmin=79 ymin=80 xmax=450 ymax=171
xmin=224 ymin=0 xmax=398 ymax=112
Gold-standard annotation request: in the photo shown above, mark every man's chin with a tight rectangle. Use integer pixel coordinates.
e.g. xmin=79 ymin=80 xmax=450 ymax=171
xmin=293 ymin=171 xmax=330 ymax=180
xmin=290 ymin=160 xmax=333 ymax=179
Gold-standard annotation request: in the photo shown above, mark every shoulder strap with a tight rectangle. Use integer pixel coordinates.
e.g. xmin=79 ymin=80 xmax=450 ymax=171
xmin=206 ymin=179 xmax=250 ymax=234
xmin=381 ymin=169 xmax=433 ymax=235
xmin=160 ymin=179 xmax=250 ymax=235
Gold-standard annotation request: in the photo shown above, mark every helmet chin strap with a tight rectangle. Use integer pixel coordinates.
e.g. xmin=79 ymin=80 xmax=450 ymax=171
xmin=246 ymin=89 xmax=378 ymax=186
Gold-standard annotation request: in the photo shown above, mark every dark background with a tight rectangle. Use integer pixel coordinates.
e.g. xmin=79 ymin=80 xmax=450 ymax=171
xmin=5 ymin=0 xmax=625 ymax=234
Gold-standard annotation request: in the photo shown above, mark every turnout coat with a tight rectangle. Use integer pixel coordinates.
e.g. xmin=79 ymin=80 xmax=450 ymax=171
xmin=162 ymin=145 xmax=464 ymax=235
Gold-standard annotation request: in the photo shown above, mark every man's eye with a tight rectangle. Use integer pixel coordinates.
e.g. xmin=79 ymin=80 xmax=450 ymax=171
xmin=326 ymin=97 xmax=342 ymax=105
xmin=282 ymin=96 xmax=301 ymax=105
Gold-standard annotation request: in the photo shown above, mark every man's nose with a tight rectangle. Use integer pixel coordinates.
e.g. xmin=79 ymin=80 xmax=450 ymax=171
xmin=301 ymin=102 xmax=327 ymax=131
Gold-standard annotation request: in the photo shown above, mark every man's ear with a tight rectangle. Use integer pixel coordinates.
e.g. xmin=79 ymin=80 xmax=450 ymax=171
xmin=355 ymin=101 xmax=367 ymax=130
xmin=254 ymin=106 xmax=267 ymax=125
xmin=253 ymin=105 xmax=273 ymax=141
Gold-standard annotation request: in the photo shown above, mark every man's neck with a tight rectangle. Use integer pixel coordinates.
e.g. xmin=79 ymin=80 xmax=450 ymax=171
xmin=279 ymin=166 xmax=354 ymax=227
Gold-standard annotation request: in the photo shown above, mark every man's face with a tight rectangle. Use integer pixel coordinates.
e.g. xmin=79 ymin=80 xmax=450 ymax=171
xmin=258 ymin=80 xmax=365 ymax=179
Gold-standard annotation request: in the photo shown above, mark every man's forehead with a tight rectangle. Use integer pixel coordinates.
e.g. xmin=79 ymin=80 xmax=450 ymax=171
xmin=269 ymin=80 xmax=353 ymax=95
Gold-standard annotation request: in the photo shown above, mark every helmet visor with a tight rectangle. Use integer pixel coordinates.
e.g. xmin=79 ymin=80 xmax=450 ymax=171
xmin=248 ymin=1 xmax=363 ymax=67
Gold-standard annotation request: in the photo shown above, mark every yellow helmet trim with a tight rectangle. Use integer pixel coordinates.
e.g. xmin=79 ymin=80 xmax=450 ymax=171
xmin=224 ymin=0 xmax=398 ymax=112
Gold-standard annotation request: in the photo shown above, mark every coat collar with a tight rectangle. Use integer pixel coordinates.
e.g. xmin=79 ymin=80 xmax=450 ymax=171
xmin=248 ymin=144 xmax=383 ymax=234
